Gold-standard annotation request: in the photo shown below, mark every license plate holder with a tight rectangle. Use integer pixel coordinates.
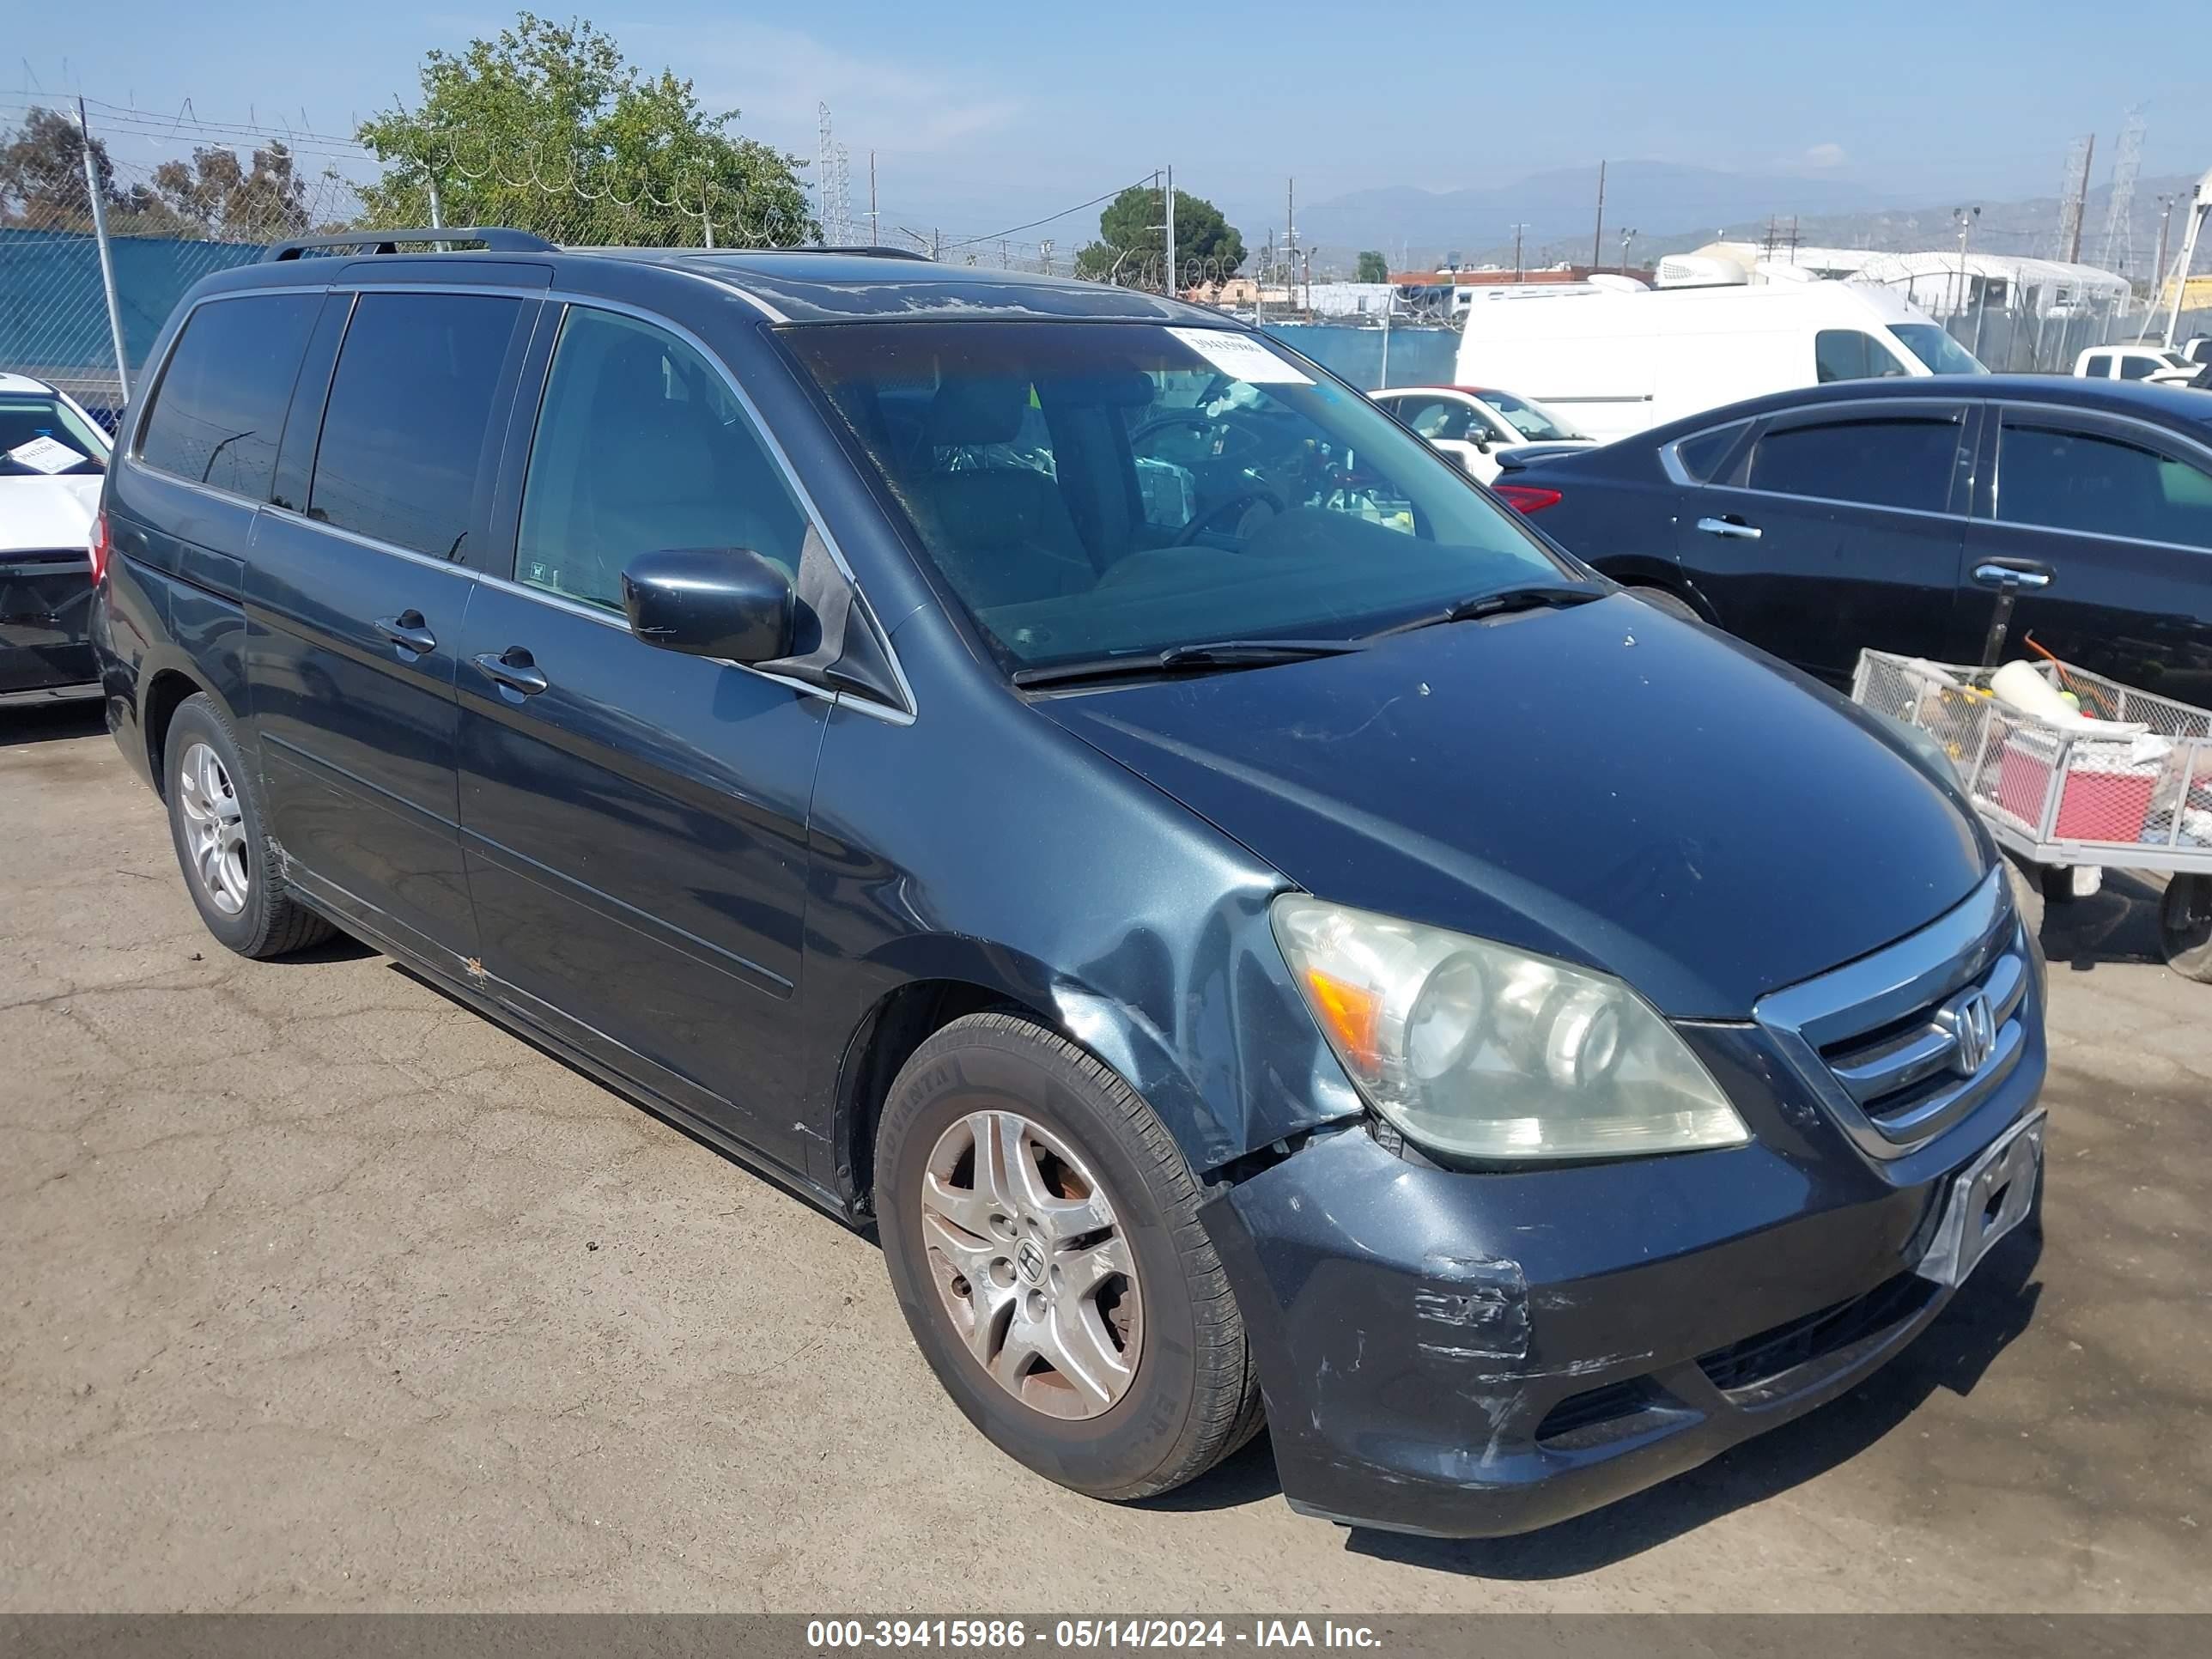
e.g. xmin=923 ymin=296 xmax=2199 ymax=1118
xmin=1916 ymin=1111 xmax=2045 ymax=1288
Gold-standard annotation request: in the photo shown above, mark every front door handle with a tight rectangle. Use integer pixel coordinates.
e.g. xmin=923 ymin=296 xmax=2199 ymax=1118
xmin=1695 ymin=515 xmax=1762 ymax=540
xmin=1972 ymin=562 xmax=2052 ymax=590
xmin=374 ymin=611 xmax=438 ymax=655
xmin=472 ymin=647 xmax=550 ymax=696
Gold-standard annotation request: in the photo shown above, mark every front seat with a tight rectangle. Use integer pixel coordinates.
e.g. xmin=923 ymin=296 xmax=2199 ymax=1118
xmin=902 ymin=381 xmax=1096 ymax=611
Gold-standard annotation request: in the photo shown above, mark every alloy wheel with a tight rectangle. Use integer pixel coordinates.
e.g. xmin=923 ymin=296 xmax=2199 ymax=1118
xmin=918 ymin=1109 xmax=1143 ymax=1420
xmin=177 ymin=741 xmax=250 ymax=916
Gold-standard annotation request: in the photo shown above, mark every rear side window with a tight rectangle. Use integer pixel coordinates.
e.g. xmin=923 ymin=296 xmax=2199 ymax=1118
xmin=137 ymin=294 xmax=319 ymax=500
xmin=1746 ymin=415 xmax=1966 ymax=513
xmin=513 ymin=306 xmax=809 ymax=611
xmin=2081 ymin=353 xmax=2112 ymax=379
xmin=1814 ymin=330 xmax=1911 ymax=384
xmin=307 ymin=292 xmax=524 ymax=561
xmin=1996 ymin=419 xmax=2212 ymax=548
xmin=1387 ymin=396 xmax=1479 ymax=443
xmin=1669 ymin=421 xmax=1747 ymax=483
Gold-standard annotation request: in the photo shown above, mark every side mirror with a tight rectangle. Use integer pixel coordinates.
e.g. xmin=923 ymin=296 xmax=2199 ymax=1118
xmin=621 ymin=547 xmax=794 ymax=664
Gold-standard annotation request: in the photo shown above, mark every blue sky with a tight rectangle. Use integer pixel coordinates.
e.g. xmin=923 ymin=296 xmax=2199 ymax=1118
xmin=10 ymin=1 xmax=2210 ymax=240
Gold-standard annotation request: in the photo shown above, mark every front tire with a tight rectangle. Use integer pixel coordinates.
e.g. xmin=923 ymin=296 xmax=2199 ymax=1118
xmin=875 ymin=1012 xmax=1262 ymax=1500
xmin=162 ymin=694 xmax=334 ymax=959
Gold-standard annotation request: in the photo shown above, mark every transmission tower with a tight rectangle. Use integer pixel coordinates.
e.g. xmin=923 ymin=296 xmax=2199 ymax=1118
xmin=2057 ymin=134 xmax=2094 ymax=264
xmin=2097 ymin=105 xmax=2147 ymax=273
xmin=816 ymin=102 xmax=852 ymax=244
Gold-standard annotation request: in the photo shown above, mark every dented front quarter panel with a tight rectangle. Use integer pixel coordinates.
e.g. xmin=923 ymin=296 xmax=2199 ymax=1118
xmin=798 ymin=607 xmax=1366 ymax=1188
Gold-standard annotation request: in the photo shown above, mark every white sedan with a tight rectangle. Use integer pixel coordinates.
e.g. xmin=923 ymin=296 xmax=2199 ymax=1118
xmin=1367 ymin=384 xmax=1597 ymax=482
xmin=2 ymin=372 xmax=111 ymax=704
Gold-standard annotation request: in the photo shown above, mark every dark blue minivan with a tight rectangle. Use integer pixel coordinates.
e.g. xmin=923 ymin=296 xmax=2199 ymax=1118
xmin=90 ymin=231 xmax=2047 ymax=1537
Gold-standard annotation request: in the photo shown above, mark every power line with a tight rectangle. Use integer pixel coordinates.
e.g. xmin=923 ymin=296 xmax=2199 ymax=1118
xmin=944 ymin=174 xmax=1158 ymax=250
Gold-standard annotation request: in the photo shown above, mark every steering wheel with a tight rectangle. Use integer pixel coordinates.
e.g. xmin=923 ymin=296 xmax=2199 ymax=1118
xmin=1172 ymin=487 xmax=1279 ymax=546
xmin=1133 ymin=410 xmax=1261 ymax=464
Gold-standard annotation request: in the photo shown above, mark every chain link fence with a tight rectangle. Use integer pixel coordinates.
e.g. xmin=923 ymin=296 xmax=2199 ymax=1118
xmin=1 ymin=99 xmax=827 ymax=425
xmin=16 ymin=96 xmax=2192 ymax=420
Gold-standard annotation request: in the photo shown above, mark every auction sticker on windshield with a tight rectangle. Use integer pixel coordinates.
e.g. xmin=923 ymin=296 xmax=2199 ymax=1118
xmin=7 ymin=435 xmax=85 ymax=475
xmin=1165 ymin=327 xmax=1315 ymax=386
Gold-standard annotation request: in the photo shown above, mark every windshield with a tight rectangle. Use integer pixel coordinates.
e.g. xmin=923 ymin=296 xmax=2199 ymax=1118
xmin=0 ymin=393 xmax=109 ymax=477
xmin=785 ymin=321 xmax=1571 ymax=672
xmin=1888 ymin=325 xmax=1988 ymax=377
xmin=1478 ymin=388 xmax=1589 ymax=442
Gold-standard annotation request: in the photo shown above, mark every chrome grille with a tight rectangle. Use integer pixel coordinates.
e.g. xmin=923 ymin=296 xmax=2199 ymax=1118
xmin=1753 ymin=871 xmax=2031 ymax=1159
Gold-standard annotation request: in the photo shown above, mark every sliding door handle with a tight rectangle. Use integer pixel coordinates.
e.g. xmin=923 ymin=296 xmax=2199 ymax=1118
xmin=374 ymin=611 xmax=437 ymax=655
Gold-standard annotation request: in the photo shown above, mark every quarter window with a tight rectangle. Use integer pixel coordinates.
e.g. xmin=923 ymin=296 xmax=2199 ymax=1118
xmin=1996 ymin=419 xmax=2212 ymax=548
xmin=137 ymin=294 xmax=319 ymax=500
xmin=307 ymin=292 xmax=524 ymax=561
xmin=514 ymin=307 xmax=810 ymax=611
xmin=1670 ymin=421 xmax=1747 ymax=483
xmin=1746 ymin=415 xmax=1966 ymax=513
xmin=1814 ymin=330 xmax=1912 ymax=384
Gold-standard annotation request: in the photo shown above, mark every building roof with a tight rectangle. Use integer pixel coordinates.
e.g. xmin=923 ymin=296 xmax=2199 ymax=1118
xmin=1696 ymin=240 xmax=2130 ymax=297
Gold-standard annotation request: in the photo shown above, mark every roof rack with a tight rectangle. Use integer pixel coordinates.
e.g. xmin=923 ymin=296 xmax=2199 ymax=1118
xmin=263 ymin=228 xmax=558 ymax=263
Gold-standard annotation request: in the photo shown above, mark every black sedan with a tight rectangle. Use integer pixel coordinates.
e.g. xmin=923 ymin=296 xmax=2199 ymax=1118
xmin=1496 ymin=375 xmax=2212 ymax=702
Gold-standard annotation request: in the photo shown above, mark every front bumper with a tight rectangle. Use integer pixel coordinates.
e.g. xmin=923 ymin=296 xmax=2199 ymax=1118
xmin=1200 ymin=994 xmax=2046 ymax=1538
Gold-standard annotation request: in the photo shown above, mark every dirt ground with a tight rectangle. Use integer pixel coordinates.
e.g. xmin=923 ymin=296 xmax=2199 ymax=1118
xmin=3 ymin=702 xmax=2206 ymax=1612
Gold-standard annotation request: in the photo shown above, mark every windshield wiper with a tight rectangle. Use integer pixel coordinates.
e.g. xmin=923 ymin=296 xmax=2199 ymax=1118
xmin=1011 ymin=638 xmax=1366 ymax=690
xmin=1364 ymin=580 xmax=1607 ymax=640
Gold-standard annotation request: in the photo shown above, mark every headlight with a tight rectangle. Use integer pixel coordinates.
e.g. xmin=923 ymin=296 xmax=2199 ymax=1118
xmin=1272 ymin=896 xmax=1750 ymax=1162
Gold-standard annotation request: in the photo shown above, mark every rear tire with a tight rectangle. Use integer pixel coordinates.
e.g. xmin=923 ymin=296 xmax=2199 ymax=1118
xmin=2159 ymin=874 xmax=2212 ymax=982
xmin=162 ymin=694 xmax=335 ymax=960
xmin=875 ymin=1012 xmax=1262 ymax=1500
xmin=1628 ymin=585 xmax=1700 ymax=622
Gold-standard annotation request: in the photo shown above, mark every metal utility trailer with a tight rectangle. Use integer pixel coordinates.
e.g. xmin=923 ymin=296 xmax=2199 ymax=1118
xmin=1853 ymin=650 xmax=2212 ymax=981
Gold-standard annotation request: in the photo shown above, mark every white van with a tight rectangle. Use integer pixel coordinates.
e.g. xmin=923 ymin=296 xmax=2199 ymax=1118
xmin=1455 ymin=280 xmax=1985 ymax=442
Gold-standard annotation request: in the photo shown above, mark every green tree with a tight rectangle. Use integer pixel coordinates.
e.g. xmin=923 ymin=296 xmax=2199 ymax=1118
xmin=141 ymin=144 xmax=313 ymax=239
xmin=356 ymin=11 xmax=814 ymax=247
xmin=0 ymin=106 xmax=123 ymax=231
xmin=1075 ymin=184 xmax=1244 ymax=285
xmin=1356 ymin=249 xmax=1389 ymax=283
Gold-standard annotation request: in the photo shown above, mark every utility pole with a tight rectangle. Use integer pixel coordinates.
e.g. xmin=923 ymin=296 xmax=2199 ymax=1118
xmin=1953 ymin=205 xmax=1979 ymax=319
xmin=2150 ymin=193 xmax=2176 ymax=319
xmin=1285 ymin=177 xmax=1297 ymax=293
xmin=1590 ymin=160 xmax=1606 ymax=270
xmin=76 ymin=97 xmax=129 ymax=405
xmin=1164 ymin=164 xmax=1176 ymax=297
xmin=1510 ymin=222 xmax=1528 ymax=280
xmin=2065 ymin=132 xmax=2094 ymax=264
xmin=868 ymin=151 xmax=878 ymax=246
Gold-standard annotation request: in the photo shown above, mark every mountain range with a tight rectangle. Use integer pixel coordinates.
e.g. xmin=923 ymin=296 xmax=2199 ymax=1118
xmin=1232 ymin=161 xmax=2203 ymax=280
